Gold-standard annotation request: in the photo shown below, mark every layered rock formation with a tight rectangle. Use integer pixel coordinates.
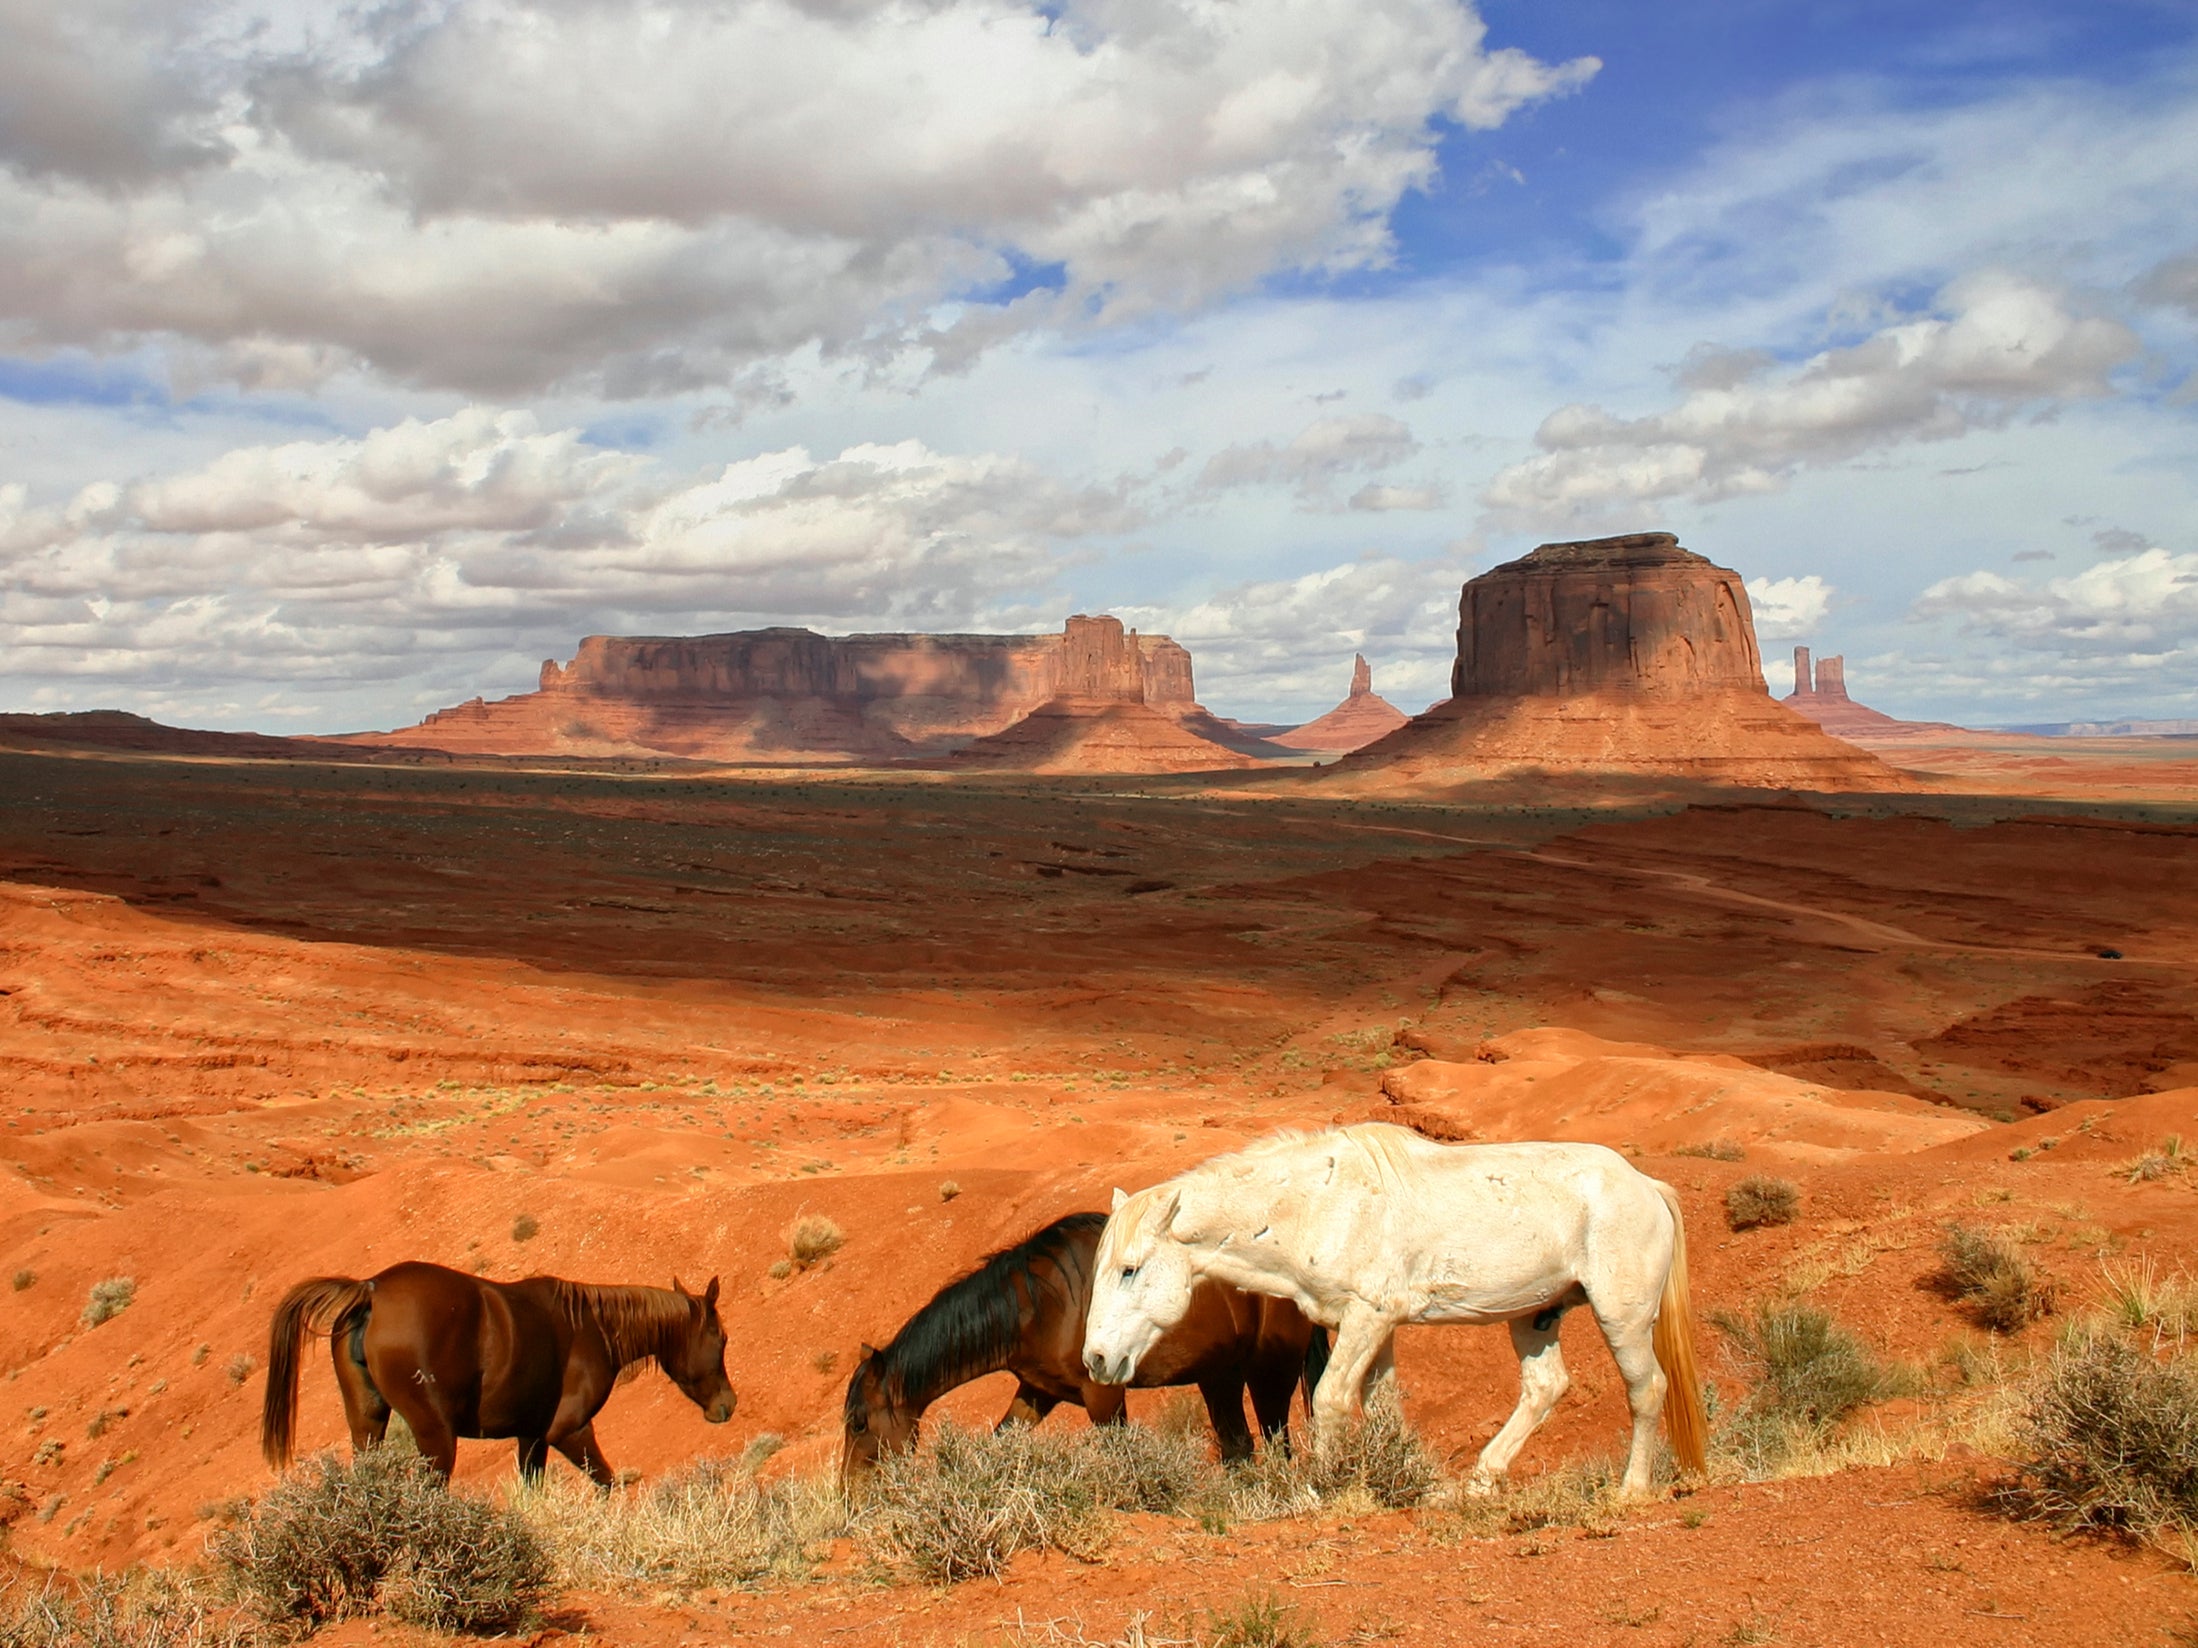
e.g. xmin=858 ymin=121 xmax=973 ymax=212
xmin=1272 ymin=654 xmax=1409 ymax=753
xmin=348 ymin=619 xmax=1207 ymax=762
xmin=948 ymin=615 xmax=1259 ymax=772
xmin=1783 ymin=646 xmax=1962 ymax=740
xmin=1340 ymin=533 xmax=1903 ymax=789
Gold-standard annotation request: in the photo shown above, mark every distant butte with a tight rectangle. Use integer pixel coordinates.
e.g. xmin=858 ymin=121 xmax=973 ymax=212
xmin=1782 ymin=646 xmax=1964 ymax=740
xmin=1271 ymin=653 xmax=1409 ymax=753
xmin=340 ymin=618 xmax=1246 ymax=765
xmin=1339 ymin=532 xmax=1905 ymax=790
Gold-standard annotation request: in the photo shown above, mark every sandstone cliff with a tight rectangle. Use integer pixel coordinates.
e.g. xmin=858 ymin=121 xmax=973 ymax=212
xmin=1272 ymin=653 xmax=1409 ymax=753
xmin=1339 ymin=534 xmax=1904 ymax=791
xmin=346 ymin=618 xmax=1207 ymax=762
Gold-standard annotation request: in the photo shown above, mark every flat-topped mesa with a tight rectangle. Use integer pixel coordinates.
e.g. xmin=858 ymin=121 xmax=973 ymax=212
xmin=1336 ymin=531 xmax=1906 ymax=792
xmin=1454 ymin=532 xmax=1764 ymax=698
xmin=347 ymin=618 xmax=1209 ymax=762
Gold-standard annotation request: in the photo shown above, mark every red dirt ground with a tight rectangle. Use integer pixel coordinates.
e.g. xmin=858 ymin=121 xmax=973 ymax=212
xmin=3 ymin=738 xmax=2195 ymax=1645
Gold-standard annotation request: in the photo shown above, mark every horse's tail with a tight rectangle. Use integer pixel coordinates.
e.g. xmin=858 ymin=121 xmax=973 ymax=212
xmin=1651 ymin=1181 xmax=1709 ymax=1478
xmin=262 ymin=1276 xmax=372 ymax=1470
xmin=1300 ymin=1324 xmax=1330 ymax=1413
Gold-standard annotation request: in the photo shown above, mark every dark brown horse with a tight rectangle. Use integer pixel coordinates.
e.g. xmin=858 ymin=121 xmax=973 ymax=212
xmin=263 ymin=1261 xmax=735 ymax=1484
xmin=842 ymin=1212 xmax=1326 ymax=1483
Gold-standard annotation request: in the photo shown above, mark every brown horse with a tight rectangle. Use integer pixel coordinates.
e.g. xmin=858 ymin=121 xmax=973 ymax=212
xmin=842 ymin=1212 xmax=1326 ymax=1483
xmin=262 ymin=1261 xmax=736 ymax=1484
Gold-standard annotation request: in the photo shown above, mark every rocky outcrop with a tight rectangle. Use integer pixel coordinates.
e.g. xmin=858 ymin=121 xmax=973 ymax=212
xmin=1338 ymin=533 xmax=1904 ymax=790
xmin=1783 ymin=646 xmax=1962 ymax=740
xmin=346 ymin=618 xmax=1209 ymax=762
xmin=948 ymin=614 xmax=1257 ymax=772
xmin=1272 ymin=654 xmax=1409 ymax=752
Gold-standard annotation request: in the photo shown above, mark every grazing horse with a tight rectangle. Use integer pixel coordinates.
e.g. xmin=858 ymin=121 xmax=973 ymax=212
xmin=1082 ymin=1125 xmax=1707 ymax=1500
xmin=262 ymin=1261 xmax=736 ymax=1484
xmin=841 ymin=1211 xmax=1327 ymax=1484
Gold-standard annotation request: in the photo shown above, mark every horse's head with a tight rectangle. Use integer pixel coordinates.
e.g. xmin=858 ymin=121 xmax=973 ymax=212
xmin=667 ymin=1277 xmax=737 ymax=1424
xmin=839 ymin=1342 xmax=915 ymax=1489
xmin=1082 ymin=1183 xmax=1197 ymax=1386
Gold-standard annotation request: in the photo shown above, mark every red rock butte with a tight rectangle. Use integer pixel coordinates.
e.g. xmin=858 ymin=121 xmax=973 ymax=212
xmin=1340 ymin=532 xmax=1904 ymax=789
xmin=1271 ymin=653 xmax=1409 ymax=753
xmin=344 ymin=618 xmax=1212 ymax=763
xmin=1784 ymin=646 xmax=1963 ymax=741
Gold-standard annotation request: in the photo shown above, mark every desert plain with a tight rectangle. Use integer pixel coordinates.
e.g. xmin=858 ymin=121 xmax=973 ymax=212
xmin=1 ymin=716 xmax=2195 ymax=1647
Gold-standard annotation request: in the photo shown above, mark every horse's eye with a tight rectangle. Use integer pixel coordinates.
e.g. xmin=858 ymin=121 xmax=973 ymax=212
xmin=850 ymin=1415 xmax=866 ymax=1432
xmin=1120 ymin=1265 xmax=1141 ymax=1283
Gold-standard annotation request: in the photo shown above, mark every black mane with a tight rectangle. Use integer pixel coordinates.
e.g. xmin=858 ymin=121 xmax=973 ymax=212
xmin=864 ymin=1211 xmax=1105 ymax=1411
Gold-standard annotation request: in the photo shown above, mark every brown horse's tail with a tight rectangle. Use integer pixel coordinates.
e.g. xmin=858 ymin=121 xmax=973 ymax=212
xmin=1651 ymin=1181 xmax=1709 ymax=1479
xmin=262 ymin=1276 xmax=371 ymax=1470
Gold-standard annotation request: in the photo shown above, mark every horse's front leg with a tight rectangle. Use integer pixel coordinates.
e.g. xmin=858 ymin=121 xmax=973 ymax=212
xmin=1310 ymin=1309 xmax=1394 ymax=1453
xmin=995 ymin=1380 xmax=1061 ymax=1430
xmin=1079 ymin=1382 xmax=1128 ymax=1427
xmin=549 ymin=1419 xmax=617 ymax=1488
xmin=515 ymin=1435 xmax=550 ymax=1483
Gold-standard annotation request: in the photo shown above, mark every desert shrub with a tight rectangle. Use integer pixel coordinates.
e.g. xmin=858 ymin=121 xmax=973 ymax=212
xmin=510 ymin=1213 xmax=539 ymax=1242
xmin=2101 ymin=1259 xmax=2198 ymax=1341
xmin=1724 ymin=1176 xmax=1799 ymax=1231
xmin=79 ymin=1278 xmax=134 ymax=1328
xmin=2000 ymin=1329 xmax=2198 ymax=1545
xmin=11 ymin=1269 xmax=33 ymax=1292
xmin=518 ymin=1458 xmax=842 ymax=1593
xmin=787 ymin=1215 xmax=844 ymax=1269
xmin=938 ymin=1180 xmax=961 ymax=1202
xmin=0 ymin=1568 xmax=259 ymax=1648
xmin=2125 ymin=1135 xmax=2189 ymax=1184
xmin=225 ymin=1354 xmax=255 ymax=1388
xmin=1225 ymin=1389 xmax=1440 ymax=1518
xmin=858 ymin=1423 xmax=1114 ymax=1582
xmin=1204 ymin=1588 xmax=1322 ymax=1648
xmin=1673 ymin=1141 xmax=1746 ymax=1162
xmin=212 ymin=1448 xmax=551 ymax=1633
xmin=1080 ymin=1420 xmax=1219 ymax=1514
xmin=1714 ymin=1301 xmax=1910 ymax=1473
xmin=1939 ymin=1224 xmax=2054 ymax=1332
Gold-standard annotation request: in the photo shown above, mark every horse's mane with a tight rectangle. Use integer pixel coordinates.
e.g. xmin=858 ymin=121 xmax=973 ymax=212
xmin=553 ymin=1282 xmax=694 ymax=1367
xmin=873 ymin=1212 xmax=1105 ymax=1406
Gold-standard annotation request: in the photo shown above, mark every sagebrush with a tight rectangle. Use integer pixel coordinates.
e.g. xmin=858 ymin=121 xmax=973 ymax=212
xmin=212 ymin=1448 xmax=550 ymax=1632
xmin=1713 ymin=1300 xmax=1911 ymax=1473
xmin=0 ymin=1569 xmax=258 ymax=1648
xmin=2000 ymin=1328 xmax=2198 ymax=1546
xmin=1939 ymin=1224 xmax=2053 ymax=1332
xmin=79 ymin=1278 xmax=135 ymax=1328
xmin=1724 ymin=1176 xmax=1799 ymax=1232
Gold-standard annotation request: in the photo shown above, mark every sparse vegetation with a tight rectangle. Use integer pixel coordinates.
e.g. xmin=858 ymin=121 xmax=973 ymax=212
xmin=0 ymin=1568 xmax=260 ymax=1648
xmin=1714 ymin=1300 xmax=1912 ymax=1473
xmin=517 ymin=1458 xmax=841 ymax=1593
xmin=1203 ymin=1589 xmax=1323 ymax=1648
xmin=79 ymin=1277 xmax=135 ymax=1328
xmin=2125 ymin=1135 xmax=2189 ymax=1184
xmin=1999 ymin=1325 xmax=2198 ymax=1551
xmin=510 ymin=1212 xmax=539 ymax=1242
xmin=858 ymin=1422 xmax=1118 ymax=1582
xmin=766 ymin=1259 xmax=793 ymax=1280
xmin=226 ymin=1354 xmax=255 ymax=1388
xmin=787 ymin=1214 xmax=844 ymax=1268
xmin=2102 ymin=1258 xmax=2198 ymax=1341
xmin=213 ymin=1448 xmax=551 ymax=1633
xmin=1725 ymin=1176 xmax=1800 ymax=1231
xmin=1674 ymin=1141 xmax=1746 ymax=1162
xmin=938 ymin=1180 xmax=961 ymax=1202
xmin=1939 ymin=1224 xmax=2054 ymax=1332
xmin=11 ymin=1268 xmax=33 ymax=1292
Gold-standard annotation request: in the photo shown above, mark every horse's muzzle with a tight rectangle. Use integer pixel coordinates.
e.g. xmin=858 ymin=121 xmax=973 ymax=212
xmin=1083 ymin=1350 xmax=1122 ymax=1385
xmin=706 ymin=1391 xmax=737 ymax=1424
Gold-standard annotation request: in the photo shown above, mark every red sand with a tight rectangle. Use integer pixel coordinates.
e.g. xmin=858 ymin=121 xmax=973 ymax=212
xmin=2 ymin=735 xmax=2195 ymax=1644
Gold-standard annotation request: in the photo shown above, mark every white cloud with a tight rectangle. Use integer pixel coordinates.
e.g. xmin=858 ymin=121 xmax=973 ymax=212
xmin=1198 ymin=413 xmax=1420 ymax=501
xmin=0 ymin=0 xmax=1595 ymax=395
xmin=1481 ymin=271 xmax=2138 ymax=527
xmin=1912 ymin=546 xmax=2198 ymax=658
xmin=1745 ymin=574 xmax=1833 ymax=640
xmin=0 ymin=410 xmax=1135 ymax=713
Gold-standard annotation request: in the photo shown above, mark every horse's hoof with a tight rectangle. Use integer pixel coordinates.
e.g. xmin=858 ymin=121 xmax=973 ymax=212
xmin=1463 ymin=1474 xmax=1500 ymax=1499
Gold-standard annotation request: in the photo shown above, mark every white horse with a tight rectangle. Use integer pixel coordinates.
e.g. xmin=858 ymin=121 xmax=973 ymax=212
xmin=1082 ymin=1123 xmax=1706 ymax=1498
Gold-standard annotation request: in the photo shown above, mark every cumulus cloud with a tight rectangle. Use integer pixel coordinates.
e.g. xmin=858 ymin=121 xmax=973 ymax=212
xmin=0 ymin=0 xmax=1596 ymax=395
xmin=1912 ymin=546 xmax=2198 ymax=659
xmin=1745 ymin=574 xmax=1833 ymax=640
xmin=0 ymin=410 xmax=1133 ymax=712
xmin=1198 ymin=414 xmax=1420 ymax=502
xmin=1481 ymin=271 xmax=2139 ymax=526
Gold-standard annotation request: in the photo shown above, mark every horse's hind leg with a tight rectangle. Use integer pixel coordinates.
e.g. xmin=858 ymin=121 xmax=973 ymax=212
xmin=1198 ymin=1375 xmax=1255 ymax=1462
xmin=1246 ymin=1365 xmax=1296 ymax=1454
xmin=1470 ymin=1316 xmax=1570 ymax=1494
xmin=1594 ymin=1309 xmax=1669 ymax=1501
xmin=516 ymin=1436 xmax=549 ymax=1483
xmin=996 ymin=1380 xmax=1060 ymax=1430
xmin=329 ymin=1313 xmax=390 ymax=1456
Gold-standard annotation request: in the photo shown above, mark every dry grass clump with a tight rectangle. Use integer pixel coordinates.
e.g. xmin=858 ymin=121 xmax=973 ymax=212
xmin=2124 ymin=1134 xmax=2189 ymax=1184
xmin=1713 ymin=1300 xmax=1913 ymax=1474
xmin=1441 ymin=1455 xmax=1628 ymax=1539
xmin=857 ymin=1423 xmax=1121 ymax=1582
xmin=787 ymin=1214 xmax=845 ymax=1269
xmin=518 ymin=1458 xmax=841 ymax=1593
xmin=211 ymin=1448 xmax=550 ymax=1633
xmin=79 ymin=1277 xmax=135 ymax=1328
xmin=2102 ymin=1258 xmax=2198 ymax=1342
xmin=1998 ymin=1326 xmax=2198 ymax=1551
xmin=11 ymin=1269 xmax=33 ymax=1293
xmin=1203 ymin=1589 xmax=1323 ymax=1648
xmin=1724 ymin=1176 xmax=1800 ymax=1232
xmin=1224 ymin=1390 xmax=1441 ymax=1520
xmin=938 ymin=1180 xmax=961 ymax=1202
xmin=0 ymin=1569 xmax=259 ymax=1648
xmin=510 ymin=1212 xmax=539 ymax=1243
xmin=1673 ymin=1141 xmax=1746 ymax=1162
xmin=1939 ymin=1224 xmax=2054 ymax=1333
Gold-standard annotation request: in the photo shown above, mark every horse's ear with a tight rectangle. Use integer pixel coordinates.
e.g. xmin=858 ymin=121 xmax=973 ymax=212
xmin=703 ymin=1276 xmax=720 ymax=1309
xmin=1158 ymin=1187 xmax=1183 ymax=1234
xmin=859 ymin=1341 xmax=879 ymax=1360
xmin=1111 ymin=1186 xmax=1129 ymax=1212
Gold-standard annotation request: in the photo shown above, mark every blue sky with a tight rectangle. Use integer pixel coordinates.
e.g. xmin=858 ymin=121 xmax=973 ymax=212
xmin=1 ymin=1 xmax=2193 ymax=732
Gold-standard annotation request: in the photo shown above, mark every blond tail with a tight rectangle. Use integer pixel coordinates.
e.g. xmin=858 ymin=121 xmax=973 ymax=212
xmin=1651 ymin=1182 xmax=1709 ymax=1478
xmin=262 ymin=1277 xmax=371 ymax=1470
